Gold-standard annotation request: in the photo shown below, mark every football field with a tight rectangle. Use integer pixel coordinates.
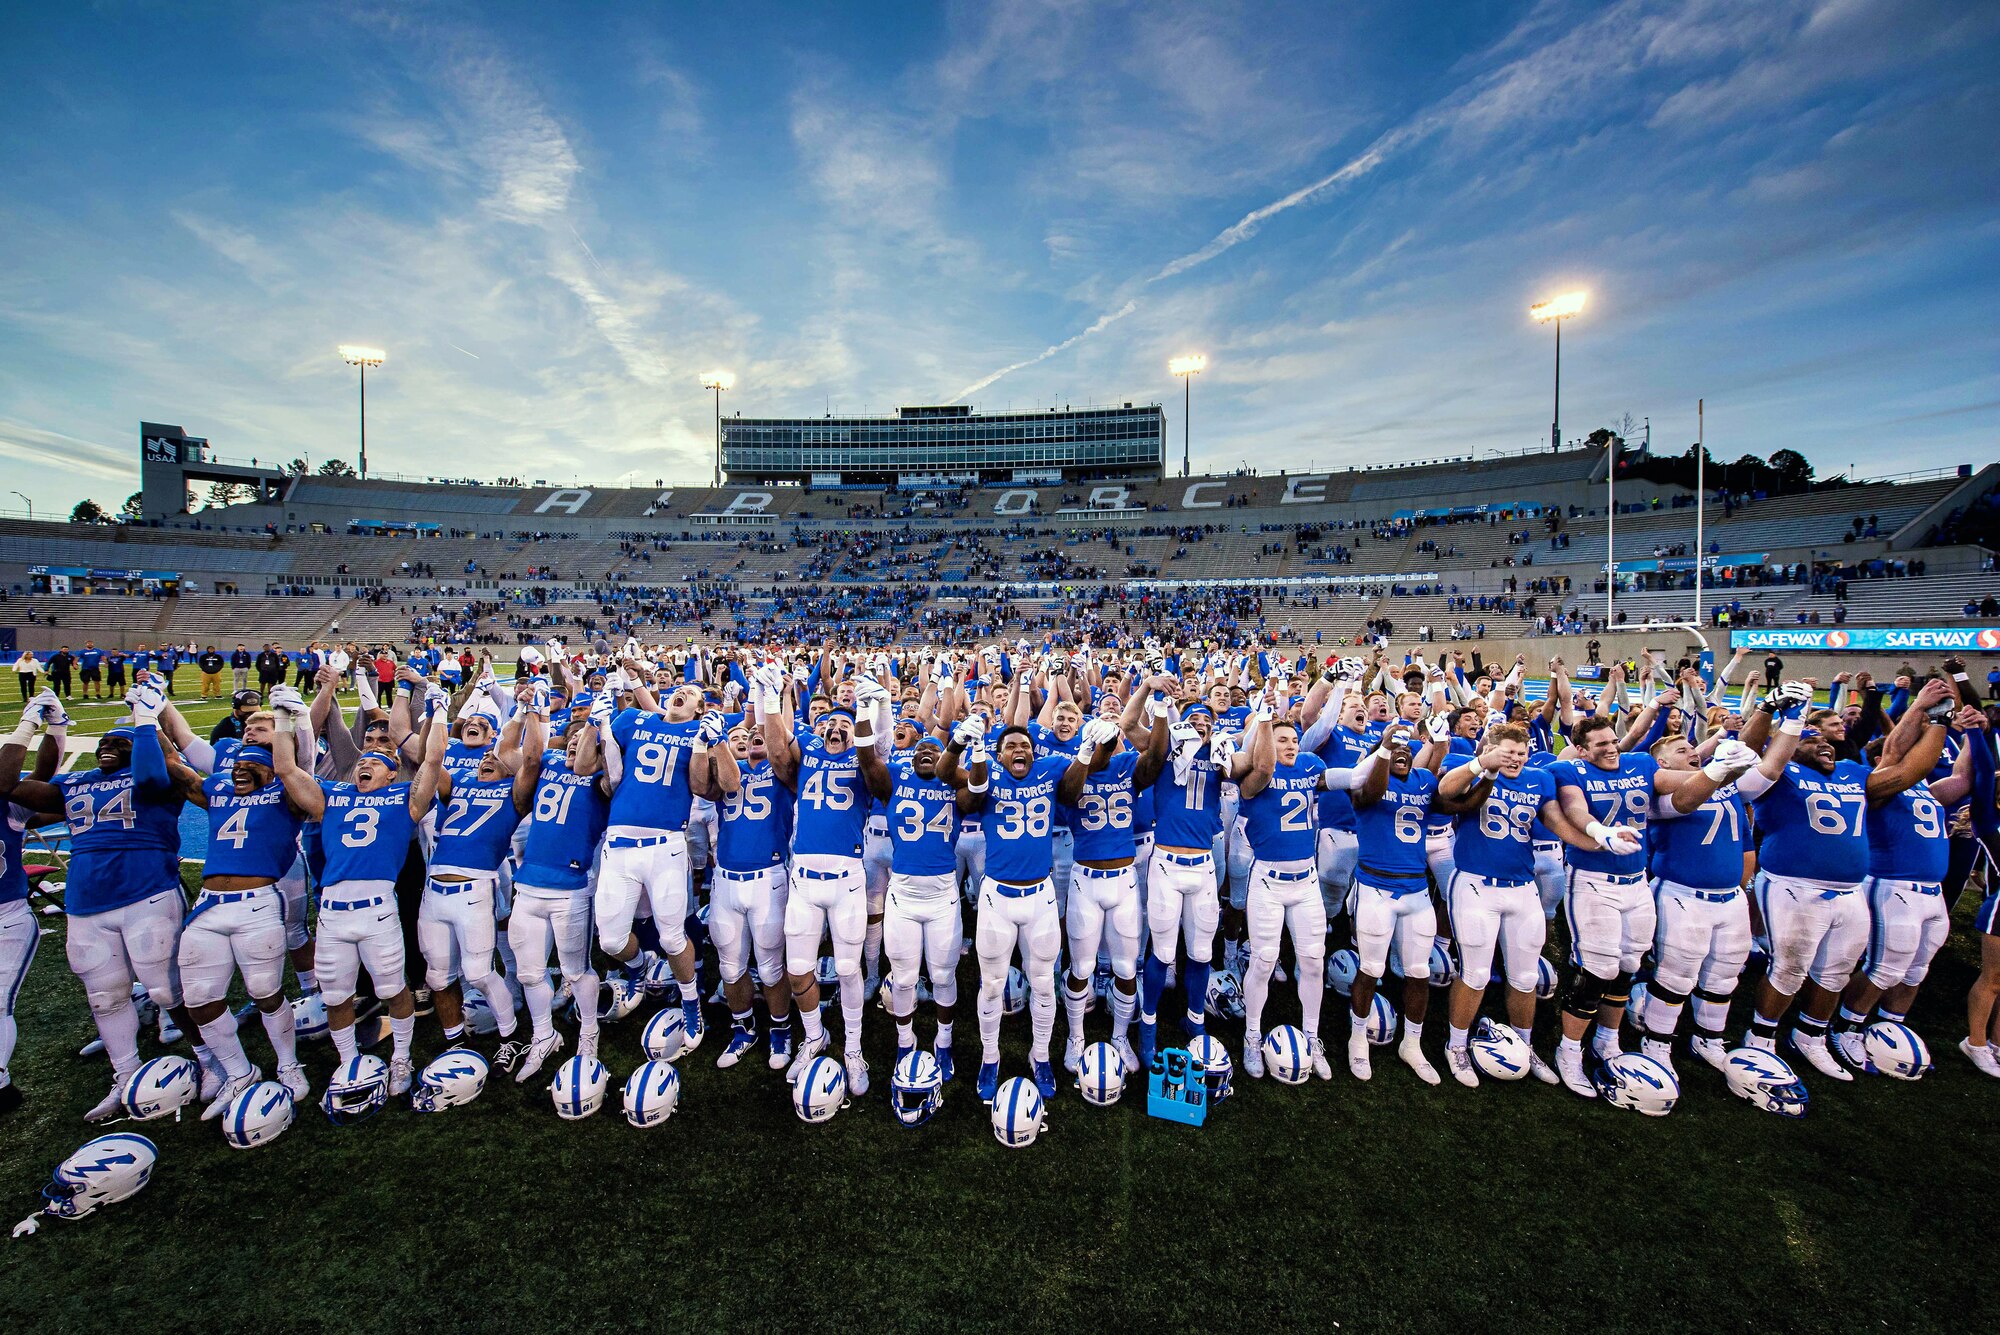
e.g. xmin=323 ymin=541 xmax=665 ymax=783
xmin=1 ymin=688 xmax=1994 ymax=1332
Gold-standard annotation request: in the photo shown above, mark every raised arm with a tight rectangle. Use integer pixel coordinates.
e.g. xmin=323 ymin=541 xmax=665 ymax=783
xmin=272 ymin=724 xmax=327 ymax=819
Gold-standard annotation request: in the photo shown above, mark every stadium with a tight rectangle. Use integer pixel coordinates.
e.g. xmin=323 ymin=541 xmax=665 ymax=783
xmin=6 ymin=7 xmax=2000 ymax=1334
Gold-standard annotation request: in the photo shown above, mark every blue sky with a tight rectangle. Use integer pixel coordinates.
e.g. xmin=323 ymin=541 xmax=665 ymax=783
xmin=2 ymin=0 xmax=1995 ymax=515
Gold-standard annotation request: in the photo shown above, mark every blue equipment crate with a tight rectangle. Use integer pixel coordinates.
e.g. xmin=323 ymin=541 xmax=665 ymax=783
xmin=1146 ymin=1047 xmax=1207 ymax=1126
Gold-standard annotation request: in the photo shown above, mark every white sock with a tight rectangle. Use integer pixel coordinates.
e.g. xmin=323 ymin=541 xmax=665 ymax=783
xmin=522 ymin=975 xmax=555 ymax=1042
xmin=330 ymin=1024 xmax=357 ymax=1064
xmin=198 ymin=1010 xmax=252 ymax=1080
xmin=390 ymin=1013 xmax=414 ymax=1061
xmin=838 ymin=971 xmax=863 ymax=1050
xmin=1063 ymin=978 xmax=1089 ymax=1046
xmin=978 ymin=976 xmax=1003 ymax=1063
xmin=799 ymin=1004 xmax=825 ymax=1044
xmin=297 ymin=968 xmax=319 ymax=995
xmin=936 ymin=1019 xmax=954 ymax=1047
xmin=1111 ymin=986 xmax=1135 ymax=1042
xmin=260 ymin=1000 xmax=298 ymax=1067
xmin=90 ymin=998 xmax=143 ymax=1076
xmin=1029 ymin=974 xmax=1056 ymax=1062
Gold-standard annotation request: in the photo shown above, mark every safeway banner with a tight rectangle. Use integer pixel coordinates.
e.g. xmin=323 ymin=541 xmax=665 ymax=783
xmin=1731 ymin=627 xmax=2000 ymax=652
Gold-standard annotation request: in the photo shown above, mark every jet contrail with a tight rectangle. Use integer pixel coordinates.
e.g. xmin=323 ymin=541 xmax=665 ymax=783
xmin=569 ymin=222 xmax=608 ymax=275
xmin=951 ymin=301 xmax=1137 ymax=401
xmin=952 ymin=123 xmax=1415 ymax=401
xmin=450 ymin=344 xmax=480 ymax=359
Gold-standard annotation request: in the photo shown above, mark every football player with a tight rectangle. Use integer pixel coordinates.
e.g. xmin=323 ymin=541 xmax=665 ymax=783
xmin=1236 ymin=701 xmax=1378 ymax=1079
xmin=1739 ymin=680 xmax=1950 ymax=1080
xmin=0 ymin=698 xmax=69 ymax=1112
xmin=702 ymin=714 xmax=797 ymax=1069
xmin=937 ymin=713 xmax=1093 ymax=1103
xmin=761 ymin=664 xmax=893 ymax=1093
xmin=273 ymin=710 xmax=441 ymax=1098
xmin=882 ymin=732 xmax=978 ymax=1078
xmin=1546 ymin=712 xmax=1738 ymax=1097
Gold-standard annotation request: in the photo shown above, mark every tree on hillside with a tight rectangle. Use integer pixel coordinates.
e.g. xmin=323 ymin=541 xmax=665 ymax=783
xmin=1768 ymin=448 xmax=1814 ymax=494
xmin=119 ymin=492 xmax=145 ymax=523
xmin=285 ymin=457 xmax=310 ymax=476
xmin=317 ymin=459 xmax=356 ymax=477
xmin=204 ymin=481 xmax=252 ymax=509
xmin=70 ymin=499 xmax=110 ymax=524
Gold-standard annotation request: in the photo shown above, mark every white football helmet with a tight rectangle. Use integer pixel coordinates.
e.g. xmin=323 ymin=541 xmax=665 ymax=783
xmin=642 ymin=1007 xmax=688 ymax=1062
xmin=1724 ymin=1047 xmax=1810 ymax=1117
xmin=412 ymin=1049 xmax=489 ymax=1113
xmin=1597 ymin=1053 xmax=1679 ymax=1116
xmin=642 ymin=956 xmax=678 ymax=996
xmin=1426 ymin=942 xmax=1458 ymax=988
xmin=622 ymin=1060 xmax=682 ymax=1128
xmin=1205 ymin=969 xmax=1246 ymax=1020
xmin=1002 ymin=966 xmax=1028 ymax=1015
xmin=460 ymin=987 xmax=499 ymax=1035
xmin=1260 ymin=1026 xmax=1309 ymax=1086
xmin=1077 ymin=1042 xmax=1126 ymax=1106
xmin=991 ymin=1076 xmax=1046 ymax=1148
xmin=1864 ymin=1021 xmax=1930 ymax=1080
xmin=1535 ymin=956 xmax=1558 ymax=1000
xmin=119 ymin=1055 xmax=199 ymax=1121
xmin=1469 ymin=1019 xmax=1530 ymax=1081
xmin=596 ymin=977 xmax=646 ymax=1023
xmin=1327 ymin=949 xmax=1359 ymax=997
xmin=221 ymin=1081 xmax=295 ymax=1149
xmin=36 ymin=1134 xmax=157 ymax=1220
xmin=1185 ymin=1033 xmax=1234 ymax=1099
xmin=291 ymin=992 xmax=330 ymax=1041
xmin=1365 ymin=993 xmax=1398 ymax=1044
xmin=889 ymin=1049 xmax=944 ymax=1127
xmin=551 ymin=1055 xmax=610 ymax=1120
xmin=794 ymin=1054 xmax=848 ymax=1123
xmin=322 ymin=1055 xmax=389 ymax=1126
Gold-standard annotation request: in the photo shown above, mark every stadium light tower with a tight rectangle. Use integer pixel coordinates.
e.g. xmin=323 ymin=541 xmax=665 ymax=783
xmin=1529 ymin=290 xmax=1586 ymax=454
xmin=700 ymin=371 xmax=734 ymax=487
xmin=338 ymin=345 xmax=386 ymax=479
xmin=1169 ymin=354 xmax=1205 ymax=478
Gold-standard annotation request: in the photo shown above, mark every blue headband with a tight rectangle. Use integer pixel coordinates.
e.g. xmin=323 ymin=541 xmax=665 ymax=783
xmin=233 ymin=745 xmax=275 ymax=768
xmin=101 ymin=726 xmax=135 ymax=741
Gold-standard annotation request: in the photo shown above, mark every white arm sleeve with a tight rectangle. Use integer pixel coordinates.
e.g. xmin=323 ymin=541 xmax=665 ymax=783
xmin=181 ymin=737 xmax=217 ymax=775
xmin=1321 ymin=751 xmax=1381 ymax=792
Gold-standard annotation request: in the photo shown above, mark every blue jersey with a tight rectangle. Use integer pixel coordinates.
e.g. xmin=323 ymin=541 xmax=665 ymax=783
xmin=981 ymin=755 xmax=1073 ymax=882
xmin=1866 ymin=783 xmax=1948 ymax=883
xmin=0 ymin=803 xmax=31 ymax=905
xmin=790 ymin=736 xmax=868 ymax=858
xmin=201 ymin=775 xmax=302 ymax=881
xmin=56 ymin=727 xmax=184 ymax=915
xmin=1068 ymin=749 xmax=1141 ymax=863
xmin=1314 ymin=724 xmax=1375 ymax=833
xmin=1354 ymin=769 xmax=1436 ymax=894
xmin=1452 ymin=767 xmax=1556 ymax=883
xmin=607 ymin=710 xmax=701 ymax=831
xmin=1755 ymin=760 xmax=1871 ymax=883
xmin=1154 ymin=749 xmax=1225 ymax=849
xmin=716 ymin=760 xmax=787 ymax=873
xmin=1651 ymin=788 xmax=1749 ymax=892
xmin=887 ymin=760 xmax=960 ymax=876
xmin=1242 ymin=756 xmax=1325 ymax=863
xmin=518 ymin=752 xmax=610 ymax=891
xmin=1526 ymin=749 xmax=1562 ymax=841
xmin=431 ymin=777 xmax=525 ymax=874
xmin=318 ymin=782 xmax=418 ymax=884
xmin=1551 ymin=754 xmax=1659 ymax=877
xmin=1132 ymin=779 xmax=1155 ymax=836
xmin=442 ymin=739 xmax=492 ymax=787
xmin=1029 ymin=723 xmax=1084 ymax=832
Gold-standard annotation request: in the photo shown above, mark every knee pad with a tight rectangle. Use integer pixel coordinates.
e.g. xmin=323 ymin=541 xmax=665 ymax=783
xmin=1253 ymin=943 xmax=1281 ymax=967
xmin=1647 ymin=979 xmax=1690 ymax=1008
xmin=1600 ymin=969 xmax=1634 ymax=1009
xmin=1460 ymin=958 xmax=1495 ymax=992
xmin=931 ymin=975 xmax=958 ymax=1009
xmin=424 ymin=963 xmax=459 ymax=992
xmin=1562 ymin=969 xmax=1607 ymax=1022
xmin=717 ymin=957 xmax=748 ymax=986
xmin=86 ymin=986 xmax=135 ymax=1017
xmin=755 ymin=957 xmax=786 ymax=990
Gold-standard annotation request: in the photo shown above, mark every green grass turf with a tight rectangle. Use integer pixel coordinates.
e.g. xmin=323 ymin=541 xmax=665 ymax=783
xmin=2 ymin=676 xmax=1990 ymax=1332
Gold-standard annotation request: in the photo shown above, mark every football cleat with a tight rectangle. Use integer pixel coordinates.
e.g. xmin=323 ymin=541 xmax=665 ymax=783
xmin=492 ymin=1039 xmax=529 ymax=1074
xmin=1555 ymin=1046 xmax=1596 ymax=1099
xmin=1830 ymin=1027 xmax=1871 ymax=1073
xmin=784 ymin=1031 xmax=824 ymax=1087
xmin=1347 ymin=1029 xmax=1371 ymax=1082
xmin=768 ymin=1020 xmax=793 ymax=1071
xmin=1789 ymin=1031 xmax=1851 ymax=1082
xmin=1136 ymin=1020 xmax=1157 ymax=1070
xmin=1241 ymin=1029 xmax=1266 ymax=1079
xmin=1447 ymin=1044 xmax=1479 ymax=1087
xmin=1112 ymin=1036 xmax=1139 ymax=1083
xmin=934 ymin=1042 xmax=955 ymax=1084
xmin=1526 ymin=1051 xmax=1560 ymax=1085
xmin=976 ymin=1060 xmax=1001 ymax=1104
xmin=845 ymin=1050 xmax=870 ymax=1097
xmin=577 ymin=1028 xmax=600 ymax=1064
xmin=276 ymin=1063 xmax=311 ymax=1105
xmin=680 ymin=1000 xmax=706 ymax=1053
xmin=1307 ymin=1035 xmax=1333 ymax=1081
xmin=1690 ymin=1034 xmax=1731 ymax=1072
xmin=195 ymin=1054 xmax=228 ymax=1102
xmin=1062 ymin=1037 xmax=1084 ymax=1074
xmin=1398 ymin=1035 xmax=1440 ymax=1086
xmin=1031 ymin=1058 xmax=1057 ymax=1102
xmin=85 ymin=1081 xmax=131 ymax=1124
xmin=202 ymin=1066 xmax=263 ymax=1121
xmin=387 ymin=1057 xmax=414 ymax=1098
xmin=717 ymin=1022 xmax=758 ymax=1069
xmin=513 ymin=1032 xmax=564 ymax=1084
